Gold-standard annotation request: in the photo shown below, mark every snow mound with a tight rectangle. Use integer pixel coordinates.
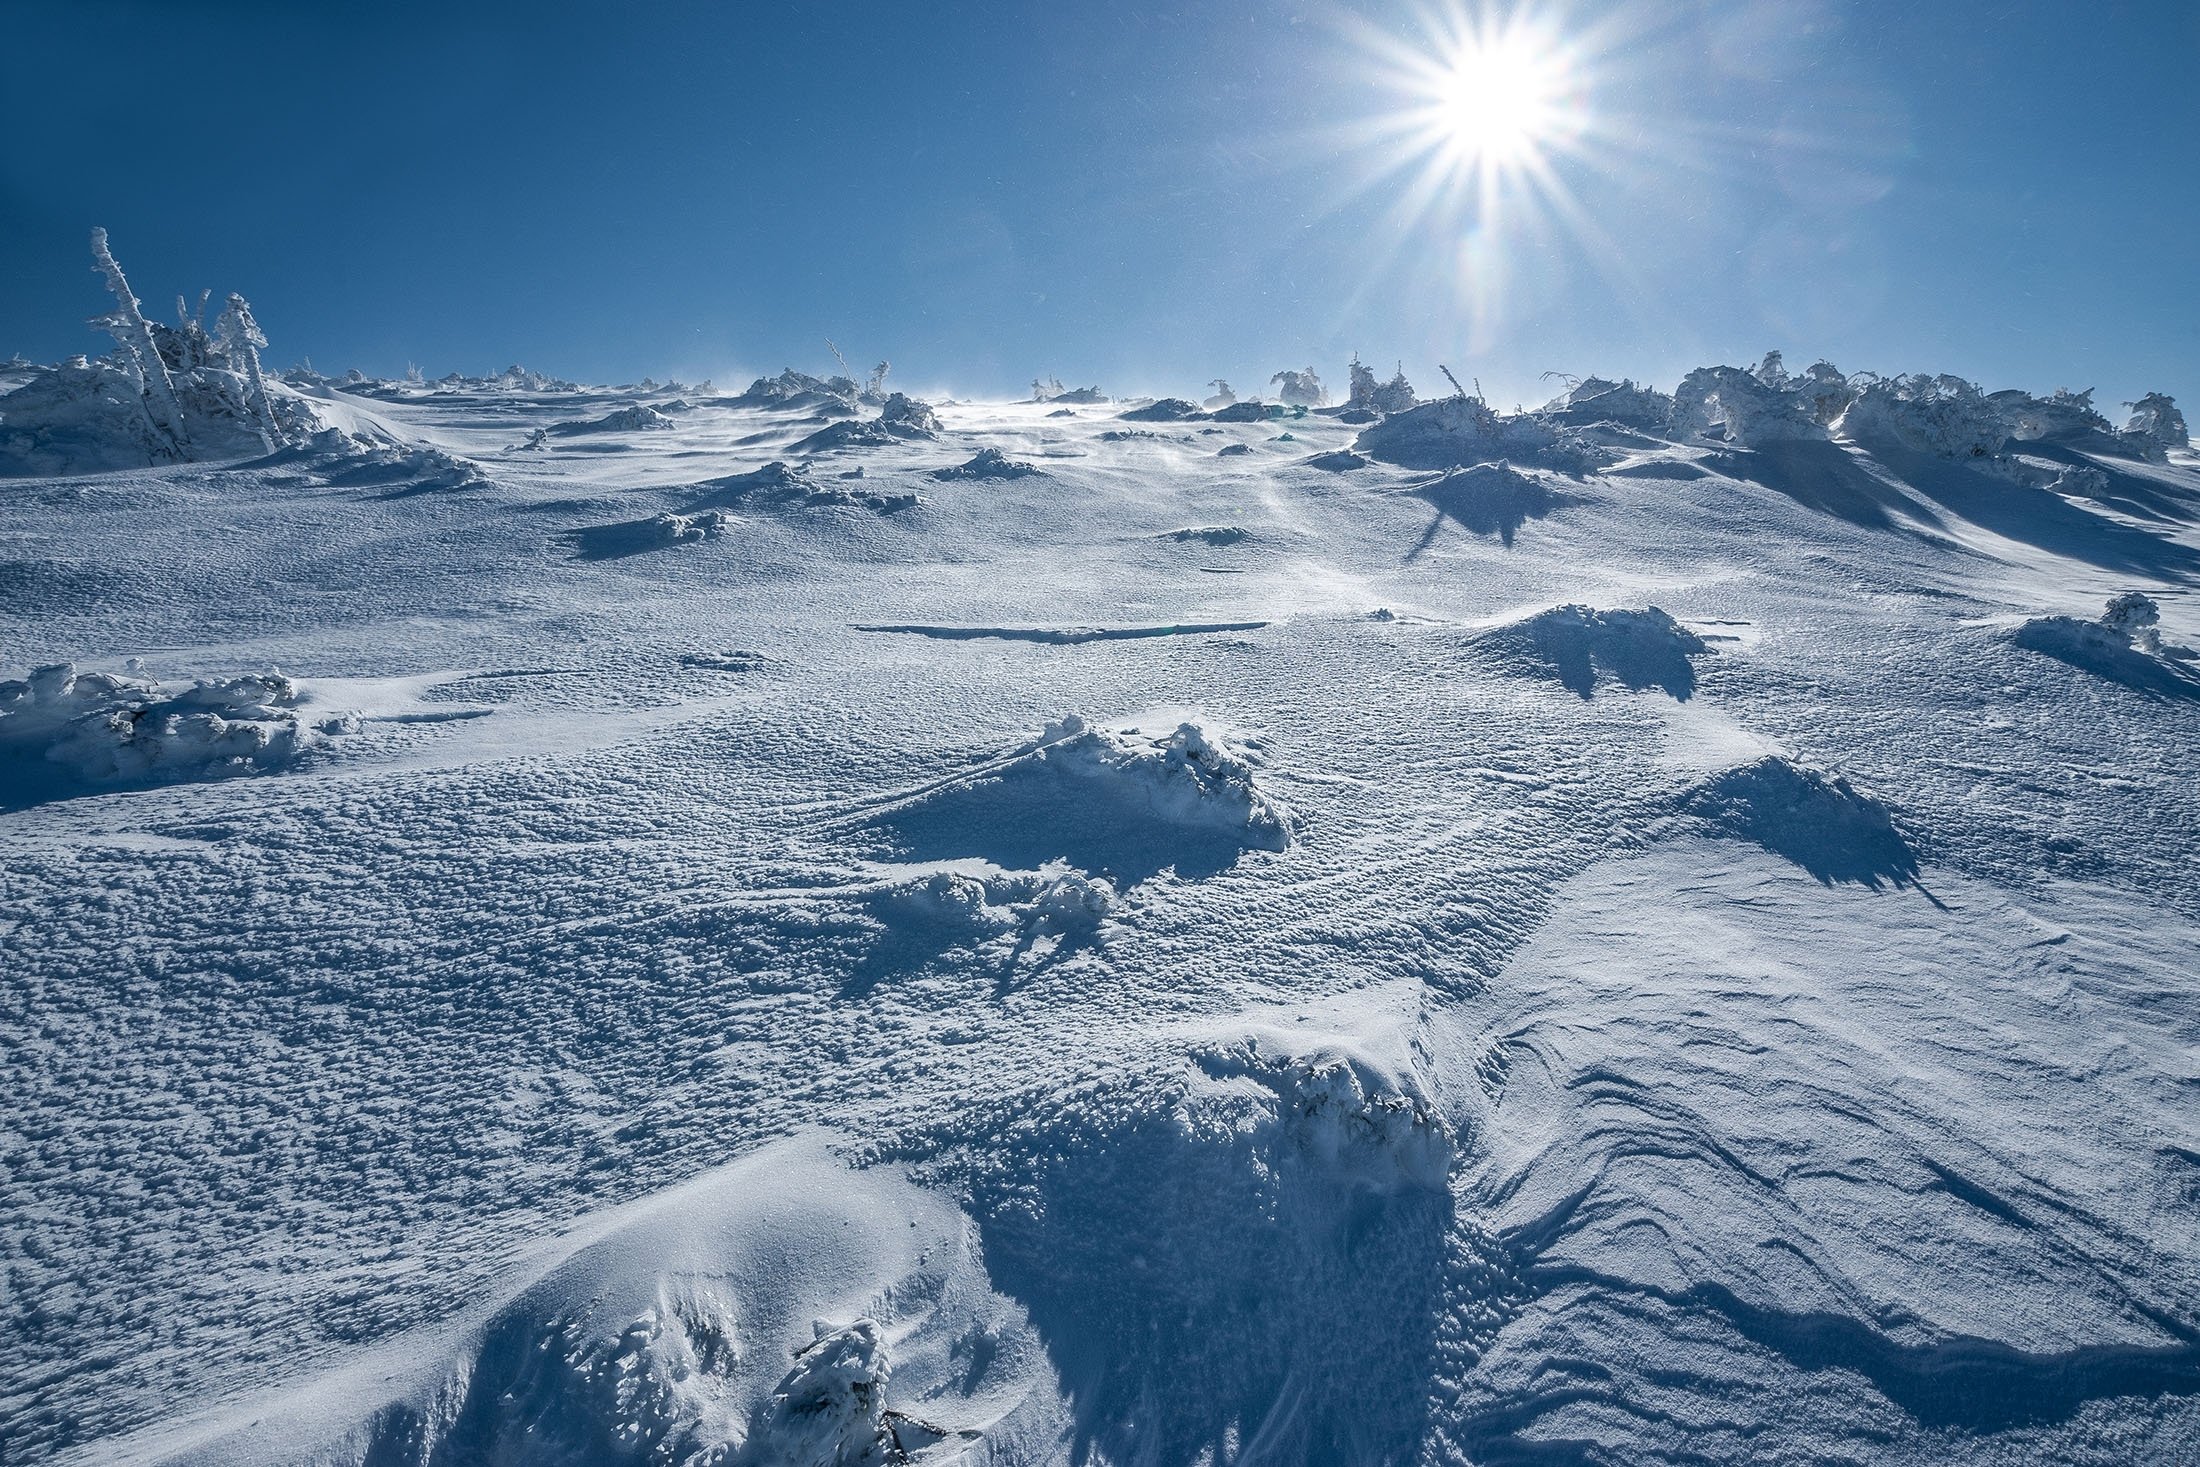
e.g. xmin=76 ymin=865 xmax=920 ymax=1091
xmin=870 ymin=717 xmax=1293 ymax=888
xmin=1483 ymin=604 xmax=1707 ymax=699
xmin=1355 ymin=394 xmax=1602 ymax=472
xmin=733 ymin=367 xmax=863 ymax=412
xmin=1163 ymin=525 xmax=1247 ymax=545
xmin=549 ymin=404 xmax=674 ymax=435
xmin=1117 ymin=398 xmax=1200 ymax=422
xmin=1683 ymin=755 xmax=1919 ymax=887
xmin=691 ymin=460 xmax=920 ymax=514
xmin=1538 ymin=375 xmax=1674 ymax=429
xmin=791 ymin=396 xmax=940 ymax=454
xmin=0 ymin=663 xmax=330 ymax=797
xmin=1306 ymin=448 xmax=1368 ymax=471
xmin=2121 ymin=392 xmax=2189 ymax=460
xmin=882 ymin=862 xmax=1118 ymax=946
xmin=1035 ymin=716 xmax=1294 ymax=849
xmin=1208 ymin=400 xmax=1277 ymax=423
xmin=1836 ymin=373 xmax=2008 ymax=459
xmin=931 ymin=447 xmax=1038 ymax=481
xmin=2011 ymin=594 xmax=2200 ymax=698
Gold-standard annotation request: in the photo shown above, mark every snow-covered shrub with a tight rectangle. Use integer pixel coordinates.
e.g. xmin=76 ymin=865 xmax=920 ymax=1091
xmin=748 ymin=1319 xmax=898 ymax=1467
xmin=1836 ymin=373 xmax=2008 ymax=459
xmin=1671 ymin=365 xmax=1826 ymax=446
xmin=2102 ymin=591 xmax=2163 ymax=648
xmin=1990 ymin=387 xmax=2115 ymax=442
xmin=2121 ymin=392 xmax=2188 ymax=459
xmin=270 ymin=427 xmax=489 ymax=492
xmin=1792 ymin=360 xmax=1859 ymax=424
xmin=550 ymin=404 xmax=674 ymax=435
xmin=1356 ymin=392 xmax=1601 ymax=472
xmin=0 ymin=663 xmax=329 ymax=789
xmin=1202 ymin=379 xmax=1237 ymax=409
xmin=1270 ymin=366 xmax=1328 ymax=408
xmin=1349 ymin=356 xmax=1415 ymax=413
xmin=791 ymin=394 xmax=940 ymax=453
xmin=875 ymin=392 xmax=940 ymax=435
xmin=734 ymin=367 xmax=862 ymax=411
xmin=883 ymin=862 xmax=1118 ymax=945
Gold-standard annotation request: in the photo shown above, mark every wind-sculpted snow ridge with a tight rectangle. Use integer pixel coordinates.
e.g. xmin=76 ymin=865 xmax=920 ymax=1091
xmin=932 ymin=447 xmax=1038 ymax=480
xmin=143 ymin=1136 xmax=1047 ymax=1467
xmin=1482 ymin=604 xmax=1708 ymax=699
xmin=2012 ymin=593 xmax=2200 ymax=699
xmin=548 ymin=403 xmax=675 ymax=436
xmin=0 ymin=663 xmax=336 ymax=801
xmin=262 ymin=427 xmax=489 ymax=494
xmin=1683 ymin=755 xmax=1920 ymax=888
xmin=925 ymin=1024 xmax=1459 ymax=1466
xmin=1355 ymin=393 xmax=1604 ymax=473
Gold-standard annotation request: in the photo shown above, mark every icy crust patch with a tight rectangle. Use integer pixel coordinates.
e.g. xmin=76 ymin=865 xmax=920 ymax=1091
xmin=1355 ymin=394 xmax=1603 ymax=473
xmin=1034 ymin=716 xmax=1295 ymax=851
xmin=1482 ymin=604 xmax=1708 ymax=699
xmin=946 ymin=1027 xmax=1457 ymax=1464
xmin=1683 ymin=755 xmax=1920 ymax=888
xmin=0 ymin=663 xmax=333 ymax=792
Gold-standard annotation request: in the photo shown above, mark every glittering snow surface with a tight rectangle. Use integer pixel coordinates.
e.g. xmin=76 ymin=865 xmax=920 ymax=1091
xmin=3 ymin=376 xmax=2198 ymax=1466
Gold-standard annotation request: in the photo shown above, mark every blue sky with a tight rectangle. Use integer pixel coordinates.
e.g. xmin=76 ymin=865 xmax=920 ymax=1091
xmin=3 ymin=0 xmax=2193 ymax=411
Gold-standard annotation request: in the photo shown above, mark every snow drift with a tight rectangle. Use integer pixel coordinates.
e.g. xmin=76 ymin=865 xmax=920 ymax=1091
xmin=1482 ymin=604 xmax=1708 ymax=699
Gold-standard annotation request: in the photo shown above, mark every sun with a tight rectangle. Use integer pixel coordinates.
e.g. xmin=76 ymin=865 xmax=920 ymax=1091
xmin=1429 ymin=26 xmax=1573 ymax=170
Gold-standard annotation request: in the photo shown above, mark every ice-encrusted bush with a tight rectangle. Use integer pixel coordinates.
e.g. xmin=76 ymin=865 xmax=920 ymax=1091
xmin=1990 ymin=386 xmax=2115 ymax=443
xmin=1347 ymin=356 xmax=1417 ymax=414
xmin=2121 ymin=392 xmax=2188 ymax=459
xmin=0 ymin=663 xmax=331 ymax=788
xmin=791 ymin=394 xmax=941 ymax=453
xmin=0 ymin=231 xmax=309 ymax=476
xmin=1836 ymin=373 xmax=2008 ymax=459
xmin=874 ymin=392 xmax=940 ymax=435
xmin=1270 ymin=366 xmax=1328 ymax=408
xmin=750 ymin=1319 xmax=898 ymax=1467
xmin=734 ymin=367 xmax=863 ymax=411
xmin=1191 ymin=1039 xmax=1456 ymax=1193
xmin=1671 ymin=365 xmax=1827 ymax=446
xmin=1031 ymin=716 xmax=1295 ymax=850
xmin=883 ymin=863 xmax=1117 ymax=943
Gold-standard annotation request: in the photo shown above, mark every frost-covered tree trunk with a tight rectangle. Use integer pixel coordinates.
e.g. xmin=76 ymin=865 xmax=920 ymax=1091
xmin=88 ymin=228 xmax=190 ymax=457
xmin=216 ymin=293 xmax=281 ymax=450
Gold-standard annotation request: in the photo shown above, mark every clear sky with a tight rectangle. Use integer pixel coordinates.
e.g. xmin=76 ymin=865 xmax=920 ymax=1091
xmin=2 ymin=0 xmax=2193 ymax=412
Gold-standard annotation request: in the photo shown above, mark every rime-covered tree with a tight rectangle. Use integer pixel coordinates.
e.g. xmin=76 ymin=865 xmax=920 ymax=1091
xmin=215 ymin=293 xmax=282 ymax=450
xmin=88 ymin=227 xmax=189 ymax=456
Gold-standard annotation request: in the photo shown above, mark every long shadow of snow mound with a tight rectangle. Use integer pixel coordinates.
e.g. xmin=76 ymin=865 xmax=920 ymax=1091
xmin=965 ymin=1033 xmax=1455 ymax=1466
xmin=0 ymin=662 xmax=330 ymax=809
xmin=2010 ymin=616 xmax=2200 ymax=700
xmin=1481 ymin=605 xmax=1707 ymax=699
xmin=868 ymin=716 xmax=1294 ymax=888
xmin=1405 ymin=462 xmax=1585 ymax=553
xmin=1711 ymin=438 xmax=1945 ymax=534
xmin=565 ymin=510 xmax=726 ymax=561
xmin=1684 ymin=756 xmax=1919 ymax=888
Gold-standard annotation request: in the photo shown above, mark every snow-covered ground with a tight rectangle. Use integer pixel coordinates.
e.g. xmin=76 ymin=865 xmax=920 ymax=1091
xmin=3 ymin=373 xmax=2198 ymax=1464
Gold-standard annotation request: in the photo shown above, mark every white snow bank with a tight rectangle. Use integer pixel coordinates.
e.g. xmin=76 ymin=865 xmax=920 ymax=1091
xmin=2011 ymin=593 xmax=2200 ymax=697
xmin=0 ymin=663 xmax=335 ymax=793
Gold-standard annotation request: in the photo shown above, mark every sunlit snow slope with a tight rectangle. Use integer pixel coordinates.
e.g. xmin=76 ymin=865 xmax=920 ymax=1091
xmin=3 ymin=374 xmax=2198 ymax=1465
